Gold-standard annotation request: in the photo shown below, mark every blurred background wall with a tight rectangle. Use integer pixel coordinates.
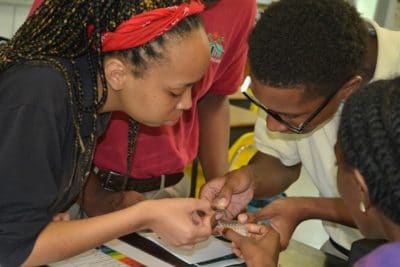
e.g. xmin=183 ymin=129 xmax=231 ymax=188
xmin=1 ymin=0 xmax=399 ymax=39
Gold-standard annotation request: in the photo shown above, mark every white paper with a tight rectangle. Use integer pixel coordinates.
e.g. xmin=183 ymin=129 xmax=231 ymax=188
xmin=49 ymin=239 xmax=172 ymax=267
xmin=138 ymin=232 xmax=245 ymax=267
xmin=49 ymin=249 xmax=127 ymax=267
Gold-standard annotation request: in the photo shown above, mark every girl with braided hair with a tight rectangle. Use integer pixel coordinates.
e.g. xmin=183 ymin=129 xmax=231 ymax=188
xmin=0 ymin=1 xmax=214 ymax=266
xmin=336 ymin=77 xmax=400 ymax=266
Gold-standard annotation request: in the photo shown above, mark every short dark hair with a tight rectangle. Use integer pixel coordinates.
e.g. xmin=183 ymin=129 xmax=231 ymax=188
xmin=249 ymin=0 xmax=368 ymax=97
xmin=339 ymin=77 xmax=400 ymax=224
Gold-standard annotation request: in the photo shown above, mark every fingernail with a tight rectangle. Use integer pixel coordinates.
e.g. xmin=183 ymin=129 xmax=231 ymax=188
xmin=216 ymin=198 xmax=227 ymax=208
xmin=238 ymin=213 xmax=247 ymax=222
xmin=215 ymin=212 xmax=224 ymax=220
xmin=222 ymin=228 xmax=228 ymax=235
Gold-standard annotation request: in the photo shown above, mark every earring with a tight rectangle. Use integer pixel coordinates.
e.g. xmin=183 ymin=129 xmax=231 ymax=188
xmin=359 ymin=201 xmax=366 ymax=213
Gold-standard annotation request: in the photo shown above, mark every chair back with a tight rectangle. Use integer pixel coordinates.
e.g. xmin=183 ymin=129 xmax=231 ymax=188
xmin=229 ymin=132 xmax=257 ymax=171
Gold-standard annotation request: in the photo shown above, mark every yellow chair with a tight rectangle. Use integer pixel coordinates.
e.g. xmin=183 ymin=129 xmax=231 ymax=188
xmin=187 ymin=132 xmax=257 ymax=197
xmin=185 ymin=159 xmax=205 ymax=198
xmin=228 ymin=131 xmax=257 ymax=171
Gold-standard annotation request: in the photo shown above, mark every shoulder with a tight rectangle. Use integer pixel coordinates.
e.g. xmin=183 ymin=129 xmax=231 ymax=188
xmin=0 ymin=61 xmax=70 ymax=112
xmin=1 ymin=60 xmax=69 ymax=92
xmin=356 ymin=242 xmax=400 ymax=267
xmin=202 ymin=0 xmax=256 ymax=32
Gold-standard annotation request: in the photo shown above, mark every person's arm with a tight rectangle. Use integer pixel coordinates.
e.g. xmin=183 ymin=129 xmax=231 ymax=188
xmin=197 ymin=0 xmax=257 ymax=180
xmin=247 ymin=152 xmax=301 ymax=198
xmin=22 ymin=198 xmax=213 ymax=266
xmin=292 ymin=197 xmax=356 ymax=227
xmin=199 ymin=151 xmax=300 ymax=219
xmin=198 ymin=93 xmax=230 ymax=180
xmin=243 ymin=196 xmax=356 ymax=249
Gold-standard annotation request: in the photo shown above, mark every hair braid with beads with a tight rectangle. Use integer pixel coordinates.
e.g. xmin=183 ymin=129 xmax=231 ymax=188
xmin=339 ymin=77 xmax=400 ymax=224
xmin=0 ymin=0 xmax=202 ymax=208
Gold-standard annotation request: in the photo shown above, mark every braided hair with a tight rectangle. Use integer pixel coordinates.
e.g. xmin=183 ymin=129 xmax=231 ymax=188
xmin=0 ymin=0 xmax=202 ymax=206
xmin=339 ymin=77 xmax=400 ymax=224
xmin=248 ymin=0 xmax=368 ymax=98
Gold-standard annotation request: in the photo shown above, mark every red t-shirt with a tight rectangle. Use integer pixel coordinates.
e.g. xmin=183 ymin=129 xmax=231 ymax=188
xmin=29 ymin=0 xmax=257 ymax=178
xmin=28 ymin=0 xmax=41 ymax=16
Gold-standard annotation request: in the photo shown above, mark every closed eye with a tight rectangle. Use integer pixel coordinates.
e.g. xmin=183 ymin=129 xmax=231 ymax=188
xmin=169 ymin=91 xmax=183 ymax=98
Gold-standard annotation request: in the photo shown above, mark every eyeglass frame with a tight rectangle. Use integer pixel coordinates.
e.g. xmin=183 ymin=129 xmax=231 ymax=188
xmin=240 ymin=76 xmax=339 ymax=134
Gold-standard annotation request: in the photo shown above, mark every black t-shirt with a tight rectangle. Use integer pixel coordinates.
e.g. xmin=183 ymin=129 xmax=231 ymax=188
xmin=0 ymin=56 xmax=109 ymax=266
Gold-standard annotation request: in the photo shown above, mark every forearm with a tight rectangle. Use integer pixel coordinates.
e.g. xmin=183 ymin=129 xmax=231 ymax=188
xmin=198 ymin=94 xmax=230 ymax=180
xmin=294 ymin=197 xmax=356 ymax=227
xmin=247 ymin=152 xmax=301 ymax=198
xmin=22 ymin=200 xmax=153 ymax=266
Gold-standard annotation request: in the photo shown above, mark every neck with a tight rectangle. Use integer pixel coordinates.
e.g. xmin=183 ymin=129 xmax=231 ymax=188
xmin=359 ymin=22 xmax=378 ymax=86
xmin=378 ymin=213 xmax=400 ymax=242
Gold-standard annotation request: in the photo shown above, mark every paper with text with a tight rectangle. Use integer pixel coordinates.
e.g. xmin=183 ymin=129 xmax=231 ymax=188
xmin=138 ymin=232 xmax=245 ymax=267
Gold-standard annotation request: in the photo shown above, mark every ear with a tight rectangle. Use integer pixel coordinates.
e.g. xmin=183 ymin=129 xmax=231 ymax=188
xmin=353 ymin=168 xmax=371 ymax=210
xmin=339 ymin=75 xmax=363 ymax=100
xmin=103 ymin=58 xmax=129 ymax=92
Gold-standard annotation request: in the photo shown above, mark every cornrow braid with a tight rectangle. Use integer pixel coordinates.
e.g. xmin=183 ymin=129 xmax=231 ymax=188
xmin=0 ymin=0 xmax=202 ymax=208
xmin=339 ymin=77 xmax=400 ymax=224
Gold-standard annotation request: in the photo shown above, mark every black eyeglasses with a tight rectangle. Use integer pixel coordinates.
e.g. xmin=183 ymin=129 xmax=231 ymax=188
xmin=240 ymin=76 xmax=339 ymax=134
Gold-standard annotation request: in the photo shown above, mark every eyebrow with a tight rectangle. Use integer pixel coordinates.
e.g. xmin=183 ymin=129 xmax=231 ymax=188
xmin=175 ymin=78 xmax=202 ymax=89
xmin=182 ymin=82 xmax=196 ymax=87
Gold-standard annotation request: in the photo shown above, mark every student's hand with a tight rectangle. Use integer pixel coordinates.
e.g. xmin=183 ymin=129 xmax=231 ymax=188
xmin=145 ymin=198 xmax=213 ymax=249
xmin=239 ymin=197 xmax=304 ymax=250
xmin=223 ymin=224 xmax=280 ymax=267
xmin=52 ymin=212 xmax=70 ymax=221
xmin=199 ymin=167 xmax=254 ymax=220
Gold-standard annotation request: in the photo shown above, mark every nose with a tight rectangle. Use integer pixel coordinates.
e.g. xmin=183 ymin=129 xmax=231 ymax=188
xmin=177 ymin=89 xmax=192 ymax=110
xmin=266 ymin=115 xmax=289 ymax=132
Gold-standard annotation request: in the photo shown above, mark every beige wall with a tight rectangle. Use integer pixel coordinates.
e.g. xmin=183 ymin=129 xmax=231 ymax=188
xmin=0 ymin=0 xmax=32 ymax=38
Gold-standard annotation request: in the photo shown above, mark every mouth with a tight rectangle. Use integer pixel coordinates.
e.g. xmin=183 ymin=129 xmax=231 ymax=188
xmin=164 ymin=116 xmax=181 ymax=125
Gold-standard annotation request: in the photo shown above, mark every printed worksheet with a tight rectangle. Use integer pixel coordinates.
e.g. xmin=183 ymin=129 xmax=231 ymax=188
xmin=49 ymin=239 xmax=172 ymax=267
xmin=138 ymin=232 xmax=245 ymax=267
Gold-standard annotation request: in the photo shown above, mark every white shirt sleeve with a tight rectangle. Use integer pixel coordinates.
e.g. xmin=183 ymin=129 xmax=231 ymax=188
xmin=254 ymin=111 xmax=301 ymax=166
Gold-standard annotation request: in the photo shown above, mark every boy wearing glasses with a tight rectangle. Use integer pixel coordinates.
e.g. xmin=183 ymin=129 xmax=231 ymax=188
xmin=201 ymin=0 xmax=400 ymax=259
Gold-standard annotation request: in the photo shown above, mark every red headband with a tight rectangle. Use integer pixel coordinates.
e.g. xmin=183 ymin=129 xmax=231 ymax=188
xmin=100 ymin=1 xmax=204 ymax=52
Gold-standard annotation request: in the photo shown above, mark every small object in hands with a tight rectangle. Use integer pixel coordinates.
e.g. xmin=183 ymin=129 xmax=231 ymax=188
xmin=213 ymin=220 xmax=248 ymax=237
xmin=214 ymin=208 xmax=228 ymax=220
xmin=192 ymin=209 xmax=207 ymax=225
